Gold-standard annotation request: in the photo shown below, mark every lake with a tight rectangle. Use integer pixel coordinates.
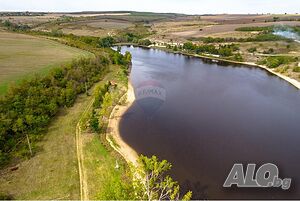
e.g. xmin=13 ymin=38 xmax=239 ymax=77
xmin=118 ymin=46 xmax=300 ymax=199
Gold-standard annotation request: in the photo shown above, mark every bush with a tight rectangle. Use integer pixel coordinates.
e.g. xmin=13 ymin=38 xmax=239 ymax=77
xmin=235 ymin=26 xmax=274 ymax=32
xmin=293 ymin=66 xmax=300 ymax=72
xmin=0 ymin=193 xmax=14 ymax=200
xmin=258 ymin=56 xmax=297 ymax=68
xmin=2 ymin=20 xmax=30 ymax=31
xmin=247 ymin=47 xmax=257 ymax=53
xmin=263 ymin=48 xmax=274 ymax=54
xmin=233 ymin=53 xmax=244 ymax=62
xmin=51 ymin=29 xmax=63 ymax=37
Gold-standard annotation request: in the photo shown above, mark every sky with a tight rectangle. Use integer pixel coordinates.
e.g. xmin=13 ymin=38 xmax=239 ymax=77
xmin=0 ymin=0 xmax=300 ymax=14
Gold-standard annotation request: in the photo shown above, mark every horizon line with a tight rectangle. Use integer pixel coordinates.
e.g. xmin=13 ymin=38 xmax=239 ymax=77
xmin=0 ymin=10 xmax=299 ymax=15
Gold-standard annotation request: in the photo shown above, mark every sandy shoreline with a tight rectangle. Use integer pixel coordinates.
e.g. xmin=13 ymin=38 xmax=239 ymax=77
xmin=106 ymin=81 xmax=139 ymax=166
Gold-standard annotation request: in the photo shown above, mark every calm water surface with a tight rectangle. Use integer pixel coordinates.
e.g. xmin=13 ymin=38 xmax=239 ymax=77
xmin=118 ymin=46 xmax=300 ymax=199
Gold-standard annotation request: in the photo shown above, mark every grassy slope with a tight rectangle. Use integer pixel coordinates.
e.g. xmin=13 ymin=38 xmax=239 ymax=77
xmin=0 ymin=30 xmax=92 ymax=94
xmin=0 ymin=63 xmax=130 ymax=199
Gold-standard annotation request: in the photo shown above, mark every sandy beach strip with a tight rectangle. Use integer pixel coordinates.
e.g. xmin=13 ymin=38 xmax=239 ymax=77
xmin=106 ymin=81 xmax=139 ymax=166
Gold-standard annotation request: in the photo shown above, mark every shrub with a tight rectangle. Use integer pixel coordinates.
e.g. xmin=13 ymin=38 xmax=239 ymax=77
xmin=233 ymin=53 xmax=244 ymax=62
xmin=235 ymin=26 xmax=274 ymax=32
xmin=293 ymin=66 xmax=300 ymax=72
xmin=258 ymin=56 xmax=297 ymax=68
xmin=263 ymin=48 xmax=274 ymax=54
xmin=247 ymin=47 xmax=257 ymax=53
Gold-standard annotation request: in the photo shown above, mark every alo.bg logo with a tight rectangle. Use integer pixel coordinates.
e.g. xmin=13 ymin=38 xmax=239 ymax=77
xmin=223 ymin=163 xmax=291 ymax=190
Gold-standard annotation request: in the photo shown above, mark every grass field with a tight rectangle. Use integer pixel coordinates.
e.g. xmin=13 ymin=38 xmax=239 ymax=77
xmin=0 ymin=30 xmax=92 ymax=94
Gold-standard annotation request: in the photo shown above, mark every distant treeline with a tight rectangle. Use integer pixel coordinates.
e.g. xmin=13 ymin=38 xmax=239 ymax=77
xmin=236 ymin=25 xmax=300 ymax=34
xmin=182 ymin=42 xmax=238 ymax=56
xmin=170 ymin=42 xmax=243 ymax=61
xmin=1 ymin=20 xmax=152 ymax=48
xmin=192 ymin=33 xmax=290 ymax=44
xmin=0 ymin=12 xmax=45 ymax=17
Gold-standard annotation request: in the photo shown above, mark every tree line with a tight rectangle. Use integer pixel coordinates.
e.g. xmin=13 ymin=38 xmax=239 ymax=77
xmin=0 ymin=47 xmax=131 ymax=166
xmin=193 ymin=33 xmax=290 ymax=44
xmin=175 ymin=42 xmax=243 ymax=61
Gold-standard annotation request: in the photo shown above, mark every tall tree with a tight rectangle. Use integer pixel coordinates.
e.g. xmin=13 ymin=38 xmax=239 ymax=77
xmin=134 ymin=155 xmax=192 ymax=201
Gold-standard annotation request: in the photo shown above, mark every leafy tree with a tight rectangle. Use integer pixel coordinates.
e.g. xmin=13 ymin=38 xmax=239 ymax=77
xmin=124 ymin=51 xmax=132 ymax=64
xmin=117 ymin=46 xmax=121 ymax=52
xmin=50 ymin=29 xmax=63 ymax=37
xmin=90 ymin=110 xmax=99 ymax=132
xmin=138 ymin=39 xmax=152 ymax=46
xmin=134 ymin=155 xmax=192 ymax=200
xmin=99 ymin=36 xmax=115 ymax=48
xmin=183 ymin=42 xmax=195 ymax=51
xmin=3 ymin=20 xmax=12 ymax=27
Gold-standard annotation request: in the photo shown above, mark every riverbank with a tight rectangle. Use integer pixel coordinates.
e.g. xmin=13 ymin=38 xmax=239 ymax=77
xmin=106 ymin=80 xmax=139 ymax=166
xmin=116 ymin=43 xmax=300 ymax=90
xmin=186 ymin=52 xmax=300 ymax=90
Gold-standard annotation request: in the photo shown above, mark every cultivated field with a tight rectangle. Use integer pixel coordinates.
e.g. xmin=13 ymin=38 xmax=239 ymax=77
xmin=147 ymin=14 xmax=300 ymax=42
xmin=200 ymin=14 xmax=300 ymax=24
xmin=171 ymin=21 xmax=300 ymax=39
xmin=57 ymin=19 xmax=134 ymax=37
xmin=0 ymin=30 xmax=92 ymax=94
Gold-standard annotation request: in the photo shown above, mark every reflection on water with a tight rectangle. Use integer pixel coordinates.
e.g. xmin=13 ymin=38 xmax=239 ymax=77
xmin=118 ymin=46 xmax=300 ymax=199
